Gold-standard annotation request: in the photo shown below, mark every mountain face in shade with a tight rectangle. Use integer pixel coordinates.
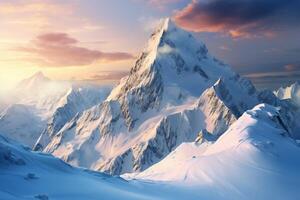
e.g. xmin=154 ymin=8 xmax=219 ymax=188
xmin=43 ymin=18 xmax=270 ymax=175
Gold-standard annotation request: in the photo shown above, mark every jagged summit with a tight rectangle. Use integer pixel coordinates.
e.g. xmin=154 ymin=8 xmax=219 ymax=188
xmin=17 ymin=71 xmax=50 ymax=87
xmin=106 ymin=18 xmax=238 ymax=129
xmin=108 ymin=18 xmax=233 ymax=101
xmin=14 ymin=71 xmax=54 ymax=96
xmin=32 ymin=71 xmax=48 ymax=79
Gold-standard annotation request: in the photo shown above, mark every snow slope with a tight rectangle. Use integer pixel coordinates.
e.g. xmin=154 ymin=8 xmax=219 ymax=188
xmin=0 ymin=134 xmax=234 ymax=200
xmin=0 ymin=135 xmax=157 ymax=200
xmin=44 ymin=18 xmax=266 ymax=175
xmin=0 ymin=104 xmax=44 ymax=147
xmin=124 ymin=104 xmax=300 ymax=199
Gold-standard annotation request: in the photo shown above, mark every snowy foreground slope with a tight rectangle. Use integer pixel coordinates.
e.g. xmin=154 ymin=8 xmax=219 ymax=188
xmin=0 ymin=72 xmax=111 ymax=148
xmin=124 ymin=104 xmax=300 ymax=199
xmin=0 ymin=135 xmax=184 ymax=200
xmin=0 ymin=134 xmax=242 ymax=200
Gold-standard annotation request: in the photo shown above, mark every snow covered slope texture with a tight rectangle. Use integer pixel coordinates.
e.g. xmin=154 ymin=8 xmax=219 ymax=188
xmin=125 ymin=104 xmax=300 ymax=200
xmin=0 ymin=135 xmax=186 ymax=200
xmin=0 ymin=104 xmax=45 ymax=147
xmin=44 ymin=18 xmax=264 ymax=175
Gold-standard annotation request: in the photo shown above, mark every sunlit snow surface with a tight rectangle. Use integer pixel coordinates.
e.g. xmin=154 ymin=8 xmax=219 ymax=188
xmin=123 ymin=104 xmax=300 ymax=199
xmin=0 ymin=135 xmax=195 ymax=200
xmin=1 ymin=104 xmax=299 ymax=200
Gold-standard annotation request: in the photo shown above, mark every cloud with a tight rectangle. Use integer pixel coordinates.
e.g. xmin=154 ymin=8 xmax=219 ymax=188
xmin=134 ymin=0 xmax=181 ymax=10
xmin=219 ymin=45 xmax=231 ymax=51
xmin=148 ymin=0 xmax=180 ymax=6
xmin=87 ymin=71 xmax=129 ymax=81
xmin=244 ymin=70 xmax=300 ymax=89
xmin=0 ymin=1 xmax=72 ymax=15
xmin=284 ymin=64 xmax=300 ymax=71
xmin=174 ymin=0 xmax=300 ymax=38
xmin=0 ymin=1 xmax=103 ymax=33
xmin=14 ymin=33 xmax=134 ymax=67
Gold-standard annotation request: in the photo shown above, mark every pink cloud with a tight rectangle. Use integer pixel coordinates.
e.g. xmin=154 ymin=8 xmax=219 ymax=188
xmin=14 ymin=32 xmax=134 ymax=67
xmin=88 ymin=71 xmax=129 ymax=81
xmin=135 ymin=0 xmax=180 ymax=10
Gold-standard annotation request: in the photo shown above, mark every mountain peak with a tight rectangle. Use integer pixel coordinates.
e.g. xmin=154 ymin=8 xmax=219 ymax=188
xmin=30 ymin=71 xmax=49 ymax=81
xmin=156 ymin=17 xmax=174 ymax=32
xmin=106 ymin=17 xmax=237 ymax=129
xmin=16 ymin=71 xmax=51 ymax=91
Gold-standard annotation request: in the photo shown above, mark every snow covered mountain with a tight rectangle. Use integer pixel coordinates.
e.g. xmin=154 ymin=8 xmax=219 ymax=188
xmin=43 ymin=18 xmax=268 ymax=175
xmin=0 ymin=72 xmax=112 ymax=148
xmin=124 ymin=104 xmax=300 ymax=199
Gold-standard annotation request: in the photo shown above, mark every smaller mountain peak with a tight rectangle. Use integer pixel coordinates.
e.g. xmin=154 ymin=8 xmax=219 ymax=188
xmin=16 ymin=71 xmax=50 ymax=90
xmin=31 ymin=71 xmax=48 ymax=80
xmin=25 ymin=71 xmax=51 ymax=84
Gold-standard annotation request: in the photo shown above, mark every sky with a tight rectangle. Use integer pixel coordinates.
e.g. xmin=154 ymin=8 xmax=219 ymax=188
xmin=0 ymin=0 xmax=300 ymax=94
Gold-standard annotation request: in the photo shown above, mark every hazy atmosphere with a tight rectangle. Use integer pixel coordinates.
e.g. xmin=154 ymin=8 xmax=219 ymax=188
xmin=1 ymin=0 xmax=300 ymax=93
